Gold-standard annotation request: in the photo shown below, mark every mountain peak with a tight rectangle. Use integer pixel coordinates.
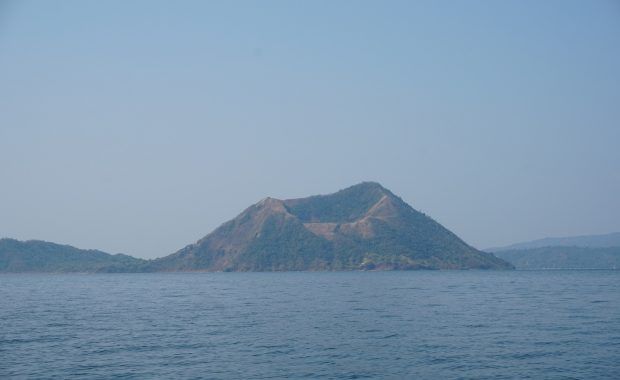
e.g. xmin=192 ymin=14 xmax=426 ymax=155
xmin=339 ymin=181 xmax=391 ymax=196
xmin=152 ymin=183 xmax=512 ymax=271
xmin=256 ymin=196 xmax=286 ymax=210
xmin=279 ymin=181 xmax=404 ymax=225
xmin=348 ymin=181 xmax=386 ymax=190
xmin=1 ymin=182 xmax=514 ymax=273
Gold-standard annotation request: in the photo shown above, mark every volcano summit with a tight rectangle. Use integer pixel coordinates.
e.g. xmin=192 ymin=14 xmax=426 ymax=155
xmin=151 ymin=182 xmax=512 ymax=271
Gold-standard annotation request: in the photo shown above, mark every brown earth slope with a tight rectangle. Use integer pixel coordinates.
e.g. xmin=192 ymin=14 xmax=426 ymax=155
xmin=151 ymin=182 xmax=513 ymax=271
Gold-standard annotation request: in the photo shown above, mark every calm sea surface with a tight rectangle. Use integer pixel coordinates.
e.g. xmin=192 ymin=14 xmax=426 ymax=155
xmin=1 ymin=271 xmax=619 ymax=379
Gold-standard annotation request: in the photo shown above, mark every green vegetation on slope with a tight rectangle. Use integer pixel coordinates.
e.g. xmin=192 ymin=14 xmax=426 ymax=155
xmin=284 ymin=182 xmax=387 ymax=223
xmin=0 ymin=182 xmax=514 ymax=273
xmin=489 ymin=232 xmax=620 ymax=251
xmin=0 ymin=239 xmax=147 ymax=273
xmin=155 ymin=182 xmax=513 ymax=271
xmin=494 ymin=246 xmax=620 ymax=269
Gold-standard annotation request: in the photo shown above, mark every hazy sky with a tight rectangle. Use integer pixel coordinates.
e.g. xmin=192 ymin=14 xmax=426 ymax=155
xmin=1 ymin=0 xmax=619 ymax=259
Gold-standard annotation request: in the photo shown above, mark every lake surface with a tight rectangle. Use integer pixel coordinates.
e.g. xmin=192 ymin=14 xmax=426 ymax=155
xmin=1 ymin=271 xmax=619 ymax=379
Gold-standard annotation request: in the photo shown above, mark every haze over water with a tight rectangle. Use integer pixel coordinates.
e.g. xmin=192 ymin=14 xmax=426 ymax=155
xmin=2 ymin=271 xmax=619 ymax=379
xmin=1 ymin=2 xmax=619 ymax=379
xmin=1 ymin=1 xmax=619 ymax=258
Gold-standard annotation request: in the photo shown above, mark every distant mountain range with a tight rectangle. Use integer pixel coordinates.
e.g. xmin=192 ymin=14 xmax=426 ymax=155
xmin=494 ymin=246 xmax=620 ymax=270
xmin=0 ymin=182 xmax=512 ymax=272
xmin=489 ymin=232 xmax=620 ymax=270
xmin=488 ymin=232 xmax=620 ymax=252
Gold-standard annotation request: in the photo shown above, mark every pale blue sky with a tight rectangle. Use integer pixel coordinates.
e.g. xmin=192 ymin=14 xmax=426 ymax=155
xmin=1 ymin=0 xmax=619 ymax=258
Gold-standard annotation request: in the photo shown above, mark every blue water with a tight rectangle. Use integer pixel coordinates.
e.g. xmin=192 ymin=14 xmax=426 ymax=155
xmin=1 ymin=271 xmax=619 ymax=379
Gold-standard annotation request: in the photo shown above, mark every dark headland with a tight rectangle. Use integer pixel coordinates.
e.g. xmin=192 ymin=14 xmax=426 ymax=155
xmin=1 ymin=182 xmax=513 ymax=272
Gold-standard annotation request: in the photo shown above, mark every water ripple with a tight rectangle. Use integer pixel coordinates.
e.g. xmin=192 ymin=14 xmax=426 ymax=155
xmin=1 ymin=271 xmax=619 ymax=379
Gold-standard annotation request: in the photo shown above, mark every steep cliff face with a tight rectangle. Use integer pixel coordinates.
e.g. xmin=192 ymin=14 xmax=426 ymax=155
xmin=152 ymin=182 xmax=513 ymax=271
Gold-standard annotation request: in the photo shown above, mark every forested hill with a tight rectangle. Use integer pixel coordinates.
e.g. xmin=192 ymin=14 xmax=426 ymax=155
xmin=0 ymin=238 xmax=146 ymax=273
xmin=494 ymin=246 xmax=620 ymax=270
xmin=1 ymin=183 xmax=516 ymax=272
xmin=151 ymin=182 xmax=513 ymax=271
xmin=489 ymin=232 xmax=620 ymax=252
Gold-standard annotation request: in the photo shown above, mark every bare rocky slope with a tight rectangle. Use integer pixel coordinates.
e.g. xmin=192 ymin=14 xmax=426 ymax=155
xmin=151 ymin=182 xmax=512 ymax=271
